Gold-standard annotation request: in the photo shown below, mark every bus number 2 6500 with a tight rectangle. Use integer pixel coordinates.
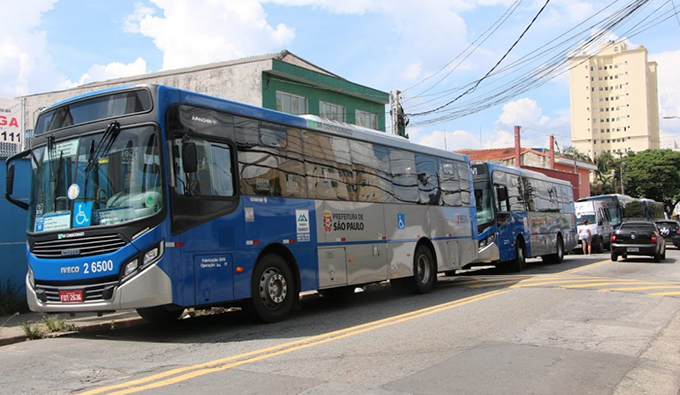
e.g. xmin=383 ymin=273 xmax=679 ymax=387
xmin=83 ymin=260 xmax=114 ymax=274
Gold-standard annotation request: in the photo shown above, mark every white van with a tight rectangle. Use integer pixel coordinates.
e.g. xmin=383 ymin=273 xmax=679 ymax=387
xmin=575 ymin=200 xmax=613 ymax=253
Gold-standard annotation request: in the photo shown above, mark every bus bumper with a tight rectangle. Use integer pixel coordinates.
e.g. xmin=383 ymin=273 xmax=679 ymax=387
xmin=470 ymin=242 xmax=500 ymax=264
xmin=26 ymin=264 xmax=174 ymax=313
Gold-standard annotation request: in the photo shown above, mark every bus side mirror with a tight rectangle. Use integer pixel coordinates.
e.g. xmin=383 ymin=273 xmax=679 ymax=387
xmin=6 ymin=163 xmax=15 ymax=196
xmin=182 ymin=142 xmax=198 ymax=173
xmin=5 ymin=162 xmax=28 ymax=211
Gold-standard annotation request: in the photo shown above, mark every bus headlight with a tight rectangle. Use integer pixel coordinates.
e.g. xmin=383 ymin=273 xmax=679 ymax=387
xmin=120 ymin=242 xmax=164 ymax=283
xmin=123 ymin=259 xmax=139 ymax=279
xmin=27 ymin=265 xmax=34 ymax=288
xmin=479 ymin=234 xmax=496 ymax=249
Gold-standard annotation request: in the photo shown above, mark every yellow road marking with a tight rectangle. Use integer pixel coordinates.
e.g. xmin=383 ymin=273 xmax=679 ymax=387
xmin=558 ymin=282 xmax=671 ymax=289
xmin=650 ymin=291 xmax=680 ymax=296
xmin=467 ymin=280 xmax=524 ymax=288
xmin=510 ymin=278 xmax=640 ymax=288
xmin=560 ymin=259 xmax=612 ymax=274
xmin=599 ymin=285 xmax=680 ymax=292
xmin=78 ymin=289 xmax=509 ymax=395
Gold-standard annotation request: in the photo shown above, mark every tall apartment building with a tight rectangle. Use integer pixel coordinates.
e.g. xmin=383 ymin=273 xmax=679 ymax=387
xmin=569 ymin=42 xmax=659 ymax=158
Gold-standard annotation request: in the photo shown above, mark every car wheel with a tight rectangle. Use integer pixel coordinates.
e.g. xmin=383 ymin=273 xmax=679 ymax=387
xmin=610 ymin=252 xmax=618 ymax=262
xmin=654 ymin=251 xmax=661 ymax=263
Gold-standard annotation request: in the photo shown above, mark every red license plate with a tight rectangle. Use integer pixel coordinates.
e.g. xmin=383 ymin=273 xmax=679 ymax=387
xmin=59 ymin=290 xmax=84 ymax=303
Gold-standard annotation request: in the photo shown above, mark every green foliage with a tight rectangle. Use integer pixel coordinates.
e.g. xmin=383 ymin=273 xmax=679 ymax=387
xmin=561 ymin=146 xmax=592 ymax=163
xmin=591 ymin=152 xmax=617 ymax=194
xmin=20 ymin=321 xmax=44 ymax=340
xmin=623 ymin=149 xmax=680 ymax=214
xmin=42 ymin=315 xmax=78 ymax=333
xmin=0 ymin=279 xmax=29 ymax=316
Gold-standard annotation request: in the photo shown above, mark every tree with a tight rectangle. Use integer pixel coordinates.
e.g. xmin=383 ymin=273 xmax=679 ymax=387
xmin=623 ymin=149 xmax=680 ymax=216
xmin=591 ymin=152 xmax=616 ymax=194
xmin=560 ymin=146 xmax=592 ymax=163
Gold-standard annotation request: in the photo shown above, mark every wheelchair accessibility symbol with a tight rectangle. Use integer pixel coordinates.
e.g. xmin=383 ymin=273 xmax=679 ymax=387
xmin=397 ymin=213 xmax=406 ymax=229
xmin=74 ymin=202 xmax=92 ymax=228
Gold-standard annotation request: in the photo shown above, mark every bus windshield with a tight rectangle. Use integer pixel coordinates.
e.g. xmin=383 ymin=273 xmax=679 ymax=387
xmin=575 ymin=212 xmax=596 ymax=225
xmin=474 ymin=180 xmax=494 ymax=227
xmin=28 ymin=124 xmax=163 ymax=233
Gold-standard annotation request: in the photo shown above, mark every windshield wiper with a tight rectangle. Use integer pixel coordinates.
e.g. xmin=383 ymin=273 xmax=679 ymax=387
xmin=85 ymin=121 xmax=121 ymax=173
xmin=82 ymin=121 xmax=120 ymax=207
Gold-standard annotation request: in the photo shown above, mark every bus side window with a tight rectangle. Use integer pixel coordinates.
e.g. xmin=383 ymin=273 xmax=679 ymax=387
xmin=416 ymin=154 xmax=440 ymax=205
xmin=495 ymin=185 xmax=509 ymax=212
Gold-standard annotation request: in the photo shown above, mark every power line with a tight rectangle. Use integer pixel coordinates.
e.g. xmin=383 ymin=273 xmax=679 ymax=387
xmin=404 ymin=0 xmax=657 ymax=127
xmin=402 ymin=0 xmax=524 ymax=100
xmin=408 ymin=0 xmax=552 ymax=117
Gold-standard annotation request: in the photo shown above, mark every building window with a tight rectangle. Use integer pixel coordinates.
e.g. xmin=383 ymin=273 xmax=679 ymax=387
xmin=320 ymin=101 xmax=346 ymax=122
xmin=276 ymin=91 xmax=307 ymax=115
xmin=355 ymin=110 xmax=378 ymax=129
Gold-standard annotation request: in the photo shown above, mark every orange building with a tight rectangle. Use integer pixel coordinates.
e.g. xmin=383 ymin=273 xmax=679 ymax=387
xmin=456 ymin=147 xmax=596 ymax=200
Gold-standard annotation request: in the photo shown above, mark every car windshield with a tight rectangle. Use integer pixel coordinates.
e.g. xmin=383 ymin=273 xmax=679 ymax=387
xmin=28 ymin=124 xmax=163 ymax=233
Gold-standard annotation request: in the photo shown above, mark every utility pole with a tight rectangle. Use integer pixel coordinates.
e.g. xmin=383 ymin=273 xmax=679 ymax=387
xmin=390 ymin=90 xmax=399 ymax=136
xmin=616 ymin=149 xmax=625 ymax=195
xmin=390 ymin=90 xmax=408 ymax=138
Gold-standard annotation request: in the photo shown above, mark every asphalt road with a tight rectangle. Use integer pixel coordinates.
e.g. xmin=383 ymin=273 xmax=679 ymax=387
xmin=2 ymin=248 xmax=680 ymax=395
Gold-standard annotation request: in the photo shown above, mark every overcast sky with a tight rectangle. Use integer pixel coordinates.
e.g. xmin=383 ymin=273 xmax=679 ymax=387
xmin=3 ymin=0 xmax=680 ymax=152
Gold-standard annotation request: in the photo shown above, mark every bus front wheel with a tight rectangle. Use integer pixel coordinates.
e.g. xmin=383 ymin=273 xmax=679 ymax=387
xmin=247 ymin=254 xmax=295 ymax=323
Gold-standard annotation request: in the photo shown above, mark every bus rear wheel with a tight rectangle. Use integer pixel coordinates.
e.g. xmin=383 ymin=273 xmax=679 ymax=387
xmin=510 ymin=241 xmax=526 ymax=272
xmin=391 ymin=245 xmax=435 ymax=294
xmin=247 ymin=254 xmax=294 ymax=323
xmin=413 ymin=245 xmax=435 ymax=293
xmin=542 ymin=235 xmax=564 ymax=264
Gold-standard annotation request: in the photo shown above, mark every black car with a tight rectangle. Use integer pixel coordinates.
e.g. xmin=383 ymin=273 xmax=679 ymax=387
xmin=610 ymin=220 xmax=666 ymax=262
xmin=655 ymin=220 xmax=680 ymax=248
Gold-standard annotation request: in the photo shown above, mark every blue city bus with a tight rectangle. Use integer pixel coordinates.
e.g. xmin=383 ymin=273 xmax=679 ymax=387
xmin=576 ymin=194 xmax=666 ymax=228
xmin=470 ymin=163 xmax=577 ymax=272
xmin=5 ymin=84 xmax=478 ymax=322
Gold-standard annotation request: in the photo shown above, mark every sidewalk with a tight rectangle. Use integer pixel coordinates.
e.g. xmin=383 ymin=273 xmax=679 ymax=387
xmin=0 ymin=310 xmax=144 ymax=347
xmin=0 ymin=291 xmax=322 ymax=347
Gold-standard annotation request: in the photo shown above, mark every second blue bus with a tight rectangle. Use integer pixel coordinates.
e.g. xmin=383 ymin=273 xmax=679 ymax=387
xmin=471 ymin=163 xmax=577 ymax=271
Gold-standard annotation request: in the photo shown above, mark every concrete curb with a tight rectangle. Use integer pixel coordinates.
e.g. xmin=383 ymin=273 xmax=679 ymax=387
xmin=0 ymin=316 xmax=146 ymax=347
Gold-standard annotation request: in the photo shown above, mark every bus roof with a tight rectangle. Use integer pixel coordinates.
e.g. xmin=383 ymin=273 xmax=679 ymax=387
xmin=472 ymin=162 xmax=573 ymax=187
xmin=37 ymin=83 xmax=470 ymax=163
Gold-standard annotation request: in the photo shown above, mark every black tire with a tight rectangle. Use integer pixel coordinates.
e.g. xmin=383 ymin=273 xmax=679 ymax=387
xmin=510 ymin=240 xmax=526 ymax=272
xmin=542 ymin=235 xmax=564 ymax=264
xmin=391 ymin=245 xmax=435 ymax=294
xmin=610 ymin=252 xmax=618 ymax=261
xmin=247 ymin=254 xmax=295 ymax=323
xmin=413 ymin=245 xmax=435 ymax=294
xmin=593 ymin=237 xmax=604 ymax=254
xmin=136 ymin=306 xmax=184 ymax=323
xmin=654 ymin=251 xmax=661 ymax=263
